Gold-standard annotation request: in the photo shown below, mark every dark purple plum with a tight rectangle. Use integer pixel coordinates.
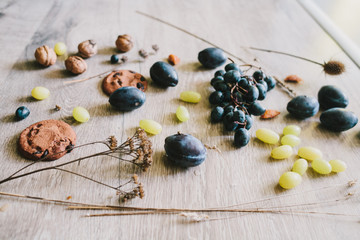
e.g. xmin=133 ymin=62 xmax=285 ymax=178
xmin=109 ymin=87 xmax=145 ymax=111
xmin=287 ymin=95 xmax=319 ymax=119
xmin=150 ymin=61 xmax=178 ymax=87
xmin=198 ymin=48 xmax=227 ymax=69
xmin=164 ymin=133 xmax=206 ymax=167
xmin=320 ymin=108 xmax=358 ymax=132
xmin=318 ymin=85 xmax=349 ymax=110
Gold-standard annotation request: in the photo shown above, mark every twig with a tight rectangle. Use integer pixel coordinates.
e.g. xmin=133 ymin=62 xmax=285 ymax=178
xmin=63 ymin=69 xmax=114 ymax=84
xmin=135 ymin=10 xmax=246 ymax=64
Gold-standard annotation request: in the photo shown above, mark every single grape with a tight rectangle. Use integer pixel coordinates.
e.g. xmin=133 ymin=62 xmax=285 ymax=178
xmin=110 ymin=54 xmax=119 ymax=63
xmin=247 ymin=101 xmax=266 ymax=116
xmin=223 ymin=112 xmax=238 ymax=131
xmin=210 ymin=76 xmax=224 ymax=86
xmin=233 ymin=110 xmax=245 ymax=123
xmin=244 ymin=115 xmax=253 ymax=130
xmin=256 ymin=83 xmax=267 ymax=101
xmin=234 ymin=128 xmax=250 ymax=147
xmin=244 ymin=85 xmax=259 ymax=103
xmin=213 ymin=81 xmax=229 ymax=92
xmin=239 ymin=78 xmax=250 ymax=90
xmin=253 ymin=70 xmax=265 ymax=81
xmin=209 ymin=91 xmax=224 ymax=105
xmin=31 ymin=86 xmax=50 ymax=100
xmin=214 ymin=70 xmax=226 ymax=77
xmin=224 ymin=105 xmax=235 ymax=115
xmin=257 ymin=80 xmax=268 ymax=91
xmin=176 ymin=106 xmax=190 ymax=122
xmin=223 ymin=90 xmax=231 ymax=102
xmin=211 ymin=106 xmax=224 ymax=123
xmin=224 ymin=70 xmax=241 ymax=84
xmin=73 ymin=106 xmax=90 ymax=123
xmin=264 ymin=75 xmax=276 ymax=91
xmin=15 ymin=106 xmax=30 ymax=120
xmin=54 ymin=42 xmax=67 ymax=56
xmin=225 ymin=63 xmax=242 ymax=73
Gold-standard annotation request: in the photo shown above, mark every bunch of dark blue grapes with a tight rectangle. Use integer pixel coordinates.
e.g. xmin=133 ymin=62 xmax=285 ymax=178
xmin=209 ymin=63 xmax=276 ymax=147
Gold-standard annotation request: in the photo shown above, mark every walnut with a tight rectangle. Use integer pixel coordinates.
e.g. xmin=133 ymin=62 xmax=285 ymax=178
xmin=78 ymin=40 xmax=97 ymax=58
xmin=65 ymin=56 xmax=87 ymax=74
xmin=34 ymin=45 xmax=57 ymax=67
xmin=115 ymin=34 xmax=133 ymax=52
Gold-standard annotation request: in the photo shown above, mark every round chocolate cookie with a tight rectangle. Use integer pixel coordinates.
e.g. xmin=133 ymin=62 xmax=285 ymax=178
xmin=102 ymin=70 xmax=147 ymax=95
xmin=18 ymin=119 xmax=76 ymax=161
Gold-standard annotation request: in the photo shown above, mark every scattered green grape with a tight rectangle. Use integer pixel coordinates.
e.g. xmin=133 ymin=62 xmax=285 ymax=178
xmin=139 ymin=119 xmax=162 ymax=135
xmin=292 ymin=159 xmax=308 ymax=175
xmin=54 ymin=42 xmax=67 ymax=56
xmin=298 ymin=146 xmax=323 ymax=161
xmin=271 ymin=145 xmax=293 ymax=159
xmin=312 ymin=159 xmax=332 ymax=174
xmin=283 ymin=125 xmax=301 ymax=136
xmin=279 ymin=171 xmax=302 ymax=189
xmin=176 ymin=106 xmax=190 ymax=122
xmin=31 ymin=86 xmax=50 ymax=100
xmin=329 ymin=159 xmax=347 ymax=173
xmin=256 ymin=128 xmax=279 ymax=144
xmin=73 ymin=106 xmax=90 ymax=123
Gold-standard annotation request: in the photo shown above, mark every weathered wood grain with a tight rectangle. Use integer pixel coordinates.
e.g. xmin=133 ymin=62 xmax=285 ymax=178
xmin=0 ymin=0 xmax=359 ymax=239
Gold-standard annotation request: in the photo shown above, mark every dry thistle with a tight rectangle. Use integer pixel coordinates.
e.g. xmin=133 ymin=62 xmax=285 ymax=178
xmin=249 ymin=47 xmax=345 ymax=75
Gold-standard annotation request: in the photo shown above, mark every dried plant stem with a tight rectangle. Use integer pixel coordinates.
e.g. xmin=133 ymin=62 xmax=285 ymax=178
xmin=64 ymin=70 xmax=114 ymax=84
xmin=218 ymin=181 xmax=356 ymax=210
xmin=273 ymin=76 xmax=297 ymax=98
xmin=84 ymin=209 xmax=360 ymax=218
xmin=249 ymin=47 xmax=323 ymax=66
xmin=0 ymin=151 xmax=109 ymax=185
xmin=3 ymin=141 xmax=108 ymax=181
xmin=54 ymin=168 xmax=121 ymax=191
xmin=136 ymin=11 xmax=246 ymax=64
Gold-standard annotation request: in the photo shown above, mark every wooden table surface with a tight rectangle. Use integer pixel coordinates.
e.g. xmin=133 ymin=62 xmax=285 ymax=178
xmin=1 ymin=0 xmax=359 ymax=239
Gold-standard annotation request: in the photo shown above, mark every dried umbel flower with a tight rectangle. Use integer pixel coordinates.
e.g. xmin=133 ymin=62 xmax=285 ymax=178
xmin=34 ymin=45 xmax=57 ymax=67
xmin=78 ymin=40 xmax=98 ymax=58
xmin=115 ymin=34 xmax=133 ymax=52
xmin=65 ymin=56 xmax=87 ymax=74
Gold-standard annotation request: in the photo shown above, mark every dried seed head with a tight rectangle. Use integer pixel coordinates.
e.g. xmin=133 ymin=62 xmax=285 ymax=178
xmin=139 ymin=49 xmax=149 ymax=58
xmin=323 ymin=61 xmax=345 ymax=75
xmin=132 ymin=174 xmax=139 ymax=184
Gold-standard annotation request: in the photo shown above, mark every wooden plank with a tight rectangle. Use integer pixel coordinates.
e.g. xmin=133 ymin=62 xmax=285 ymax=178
xmin=0 ymin=0 xmax=359 ymax=239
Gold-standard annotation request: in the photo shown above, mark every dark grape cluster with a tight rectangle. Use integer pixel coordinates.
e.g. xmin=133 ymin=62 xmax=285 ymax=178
xmin=209 ymin=63 xmax=276 ymax=147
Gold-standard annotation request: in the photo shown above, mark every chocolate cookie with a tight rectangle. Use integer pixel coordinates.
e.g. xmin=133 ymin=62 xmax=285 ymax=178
xmin=18 ymin=119 xmax=76 ymax=161
xmin=102 ymin=70 xmax=147 ymax=95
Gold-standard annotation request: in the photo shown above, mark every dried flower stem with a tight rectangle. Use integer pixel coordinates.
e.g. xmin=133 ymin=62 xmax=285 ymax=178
xmin=64 ymin=69 xmax=114 ymax=84
xmin=273 ymin=76 xmax=297 ymax=98
xmin=136 ymin=11 xmax=246 ymax=64
xmin=0 ymin=129 xmax=152 ymax=201
xmin=249 ymin=47 xmax=345 ymax=75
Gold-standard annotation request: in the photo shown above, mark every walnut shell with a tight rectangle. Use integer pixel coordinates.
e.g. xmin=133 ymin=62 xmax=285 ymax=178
xmin=115 ymin=34 xmax=133 ymax=52
xmin=65 ymin=56 xmax=87 ymax=74
xmin=78 ymin=39 xmax=97 ymax=58
xmin=34 ymin=45 xmax=57 ymax=67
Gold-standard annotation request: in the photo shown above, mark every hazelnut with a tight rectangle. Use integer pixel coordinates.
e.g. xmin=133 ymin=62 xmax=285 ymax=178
xmin=65 ymin=56 xmax=87 ymax=74
xmin=115 ymin=34 xmax=133 ymax=52
xmin=78 ymin=39 xmax=98 ymax=58
xmin=34 ymin=45 xmax=57 ymax=67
